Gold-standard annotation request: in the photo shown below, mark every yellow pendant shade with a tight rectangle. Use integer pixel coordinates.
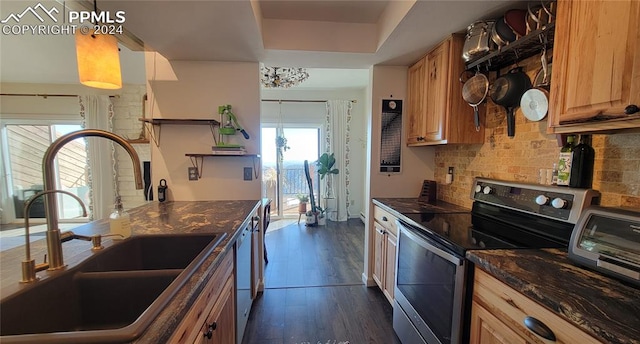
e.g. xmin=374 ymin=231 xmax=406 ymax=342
xmin=75 ymin=29 xmax=122 ymax=90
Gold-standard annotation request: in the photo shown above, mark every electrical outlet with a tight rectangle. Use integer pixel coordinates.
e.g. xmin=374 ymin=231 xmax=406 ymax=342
xmin=188 ymin=167 xmax=198 ymax=181
xmin=243 ymin=167 xmax=252 ymax=181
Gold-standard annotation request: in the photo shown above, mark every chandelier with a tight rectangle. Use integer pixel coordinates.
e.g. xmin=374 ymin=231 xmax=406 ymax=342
xmin=260 ymin=66 xmax=309 ymax=88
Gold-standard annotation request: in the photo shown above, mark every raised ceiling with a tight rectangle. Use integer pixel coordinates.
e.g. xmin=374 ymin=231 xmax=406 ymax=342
xmin=0 ymin=0 xmax=516 ymax=87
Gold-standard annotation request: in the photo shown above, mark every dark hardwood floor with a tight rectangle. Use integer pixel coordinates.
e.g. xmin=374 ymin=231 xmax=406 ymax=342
xmin=242 ymin=219 xmax=401 ymax=344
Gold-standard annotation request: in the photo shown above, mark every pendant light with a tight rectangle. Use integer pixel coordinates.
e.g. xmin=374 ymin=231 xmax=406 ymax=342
xmin=75 ymin=1 xmax=122 ymax=89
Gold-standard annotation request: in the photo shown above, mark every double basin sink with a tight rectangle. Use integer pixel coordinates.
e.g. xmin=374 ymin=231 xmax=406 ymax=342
xmin=0 ymin=232 xmax=226 ymax=343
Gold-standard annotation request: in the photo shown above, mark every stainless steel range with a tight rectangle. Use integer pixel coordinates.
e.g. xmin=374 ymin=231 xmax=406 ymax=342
xmin=392 ymin=178 xmax=601 ymax=344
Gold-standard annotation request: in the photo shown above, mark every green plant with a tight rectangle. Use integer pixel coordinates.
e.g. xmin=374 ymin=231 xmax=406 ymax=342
xmin=316 ymin=153 xmax=339 ymax=179
xmin=296 ymin=194 xmax=309 ymax=202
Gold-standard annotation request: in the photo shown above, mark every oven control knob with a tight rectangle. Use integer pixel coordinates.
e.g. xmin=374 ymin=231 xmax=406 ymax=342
xmin=535 ymin=195 xmax=550 ymax=205
xmin=482 ymin=186 xmax=493 ymax=195
xmin=551 ymin=198 xmax=569 ymax=209
xmin=475 ymin=185 xmax=482 ymax=193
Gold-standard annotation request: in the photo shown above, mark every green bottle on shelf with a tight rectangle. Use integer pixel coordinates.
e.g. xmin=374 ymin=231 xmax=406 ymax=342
xmin=557 ymin=135 xmax=576 ymax=186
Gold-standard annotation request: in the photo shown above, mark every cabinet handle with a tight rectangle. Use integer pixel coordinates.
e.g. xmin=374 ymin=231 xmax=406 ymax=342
xmin=625 ymin=104 xmax=639 ymax=115
xmin=203 ymin=322 xmax=217 ymax=339
xmin=523 ymin=316 xmax=556 ymax=341
xmin=382 ymin=216 xmax=388 ymax=222
xmin=417 ymin=136 xmax=425 ymax=141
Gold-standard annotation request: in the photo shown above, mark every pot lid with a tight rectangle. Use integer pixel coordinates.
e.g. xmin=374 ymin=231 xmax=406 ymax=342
xmin=520 ymin=88 xmax=548 ymax=121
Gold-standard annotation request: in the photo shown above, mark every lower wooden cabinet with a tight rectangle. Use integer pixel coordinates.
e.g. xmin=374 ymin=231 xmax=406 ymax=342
xmin=372 ymin=205 xmax=398 ymax=304
xmin=196 ymin=276 xmax=235 ymax=344
xmin=471 ymin=268 xmax=602 ymax=344
xmin=170 ymin=250 xmax=235 ymax=344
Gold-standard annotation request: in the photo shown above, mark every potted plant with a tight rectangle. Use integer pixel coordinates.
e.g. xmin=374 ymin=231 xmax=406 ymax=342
xmin=276 ymin=135 xmax=290 ymax=162
xmin=305 ymin=210 xmax=316 ymax=226
xmin=316 ymin=206 xmax=326 ymax=226
xmin=316 ymin=152 xmax=339 ymax=208
xmin=316 ymin=153 xmax=339 ymax=180
xmin=296 ymin=194 xmax=309 ymax=213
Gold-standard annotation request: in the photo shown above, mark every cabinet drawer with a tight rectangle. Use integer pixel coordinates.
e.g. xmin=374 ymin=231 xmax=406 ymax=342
xmin=373 ymin=206 xmax=398 ymax=236
xmin=473 ymin=268 xmax=602 ymax=344
xmin=170 ymin=250 xmax=234 ymax=344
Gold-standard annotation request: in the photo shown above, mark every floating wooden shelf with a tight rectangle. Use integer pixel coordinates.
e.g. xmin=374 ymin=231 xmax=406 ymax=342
xmin=139 ymin=118 xmax=220 ymax=146
xmin=184 ymin=154 xmax=261 ymax=179
xmin=140 ymin=118 xmax=220 ymax=126
xmin=126 ymin=138 xmax=150 ymax=144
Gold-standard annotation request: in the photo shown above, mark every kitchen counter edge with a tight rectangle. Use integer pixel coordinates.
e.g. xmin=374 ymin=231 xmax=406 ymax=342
xmin=466 ymin=249 xmax=640 ymax=344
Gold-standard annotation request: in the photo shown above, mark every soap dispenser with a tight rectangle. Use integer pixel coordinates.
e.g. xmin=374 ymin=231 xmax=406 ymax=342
xmin=109 ymin=196 xmax=131 ymax=239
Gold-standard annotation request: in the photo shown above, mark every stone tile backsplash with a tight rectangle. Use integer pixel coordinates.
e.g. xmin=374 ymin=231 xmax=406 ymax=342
xmin=435 ymin=57 xmax=640 ymax=210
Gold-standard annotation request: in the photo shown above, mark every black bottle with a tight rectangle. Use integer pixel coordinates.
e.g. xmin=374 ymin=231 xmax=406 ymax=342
xmin=569 ymin=135 xmax=595 ymax=188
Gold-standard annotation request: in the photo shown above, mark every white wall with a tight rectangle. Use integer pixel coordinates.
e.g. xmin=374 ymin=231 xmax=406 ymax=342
xmin=368 ymin=67 xmax=436 ymax=199
xmin=111 ymin=85 xmax=150 ymax=208
xmin=145 ymin=54 xmax=261 ymax=201
xmin=260 ymin=88 xmax=367 ymax=217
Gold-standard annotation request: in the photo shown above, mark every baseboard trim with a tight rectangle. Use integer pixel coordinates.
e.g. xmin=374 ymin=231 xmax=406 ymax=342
xmin=362 ymin=272 xmax=376 ymax=287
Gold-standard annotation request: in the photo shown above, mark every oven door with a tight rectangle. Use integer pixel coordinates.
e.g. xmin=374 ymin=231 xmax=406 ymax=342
xmin=394 ymin=220 xmax=466 ymax=344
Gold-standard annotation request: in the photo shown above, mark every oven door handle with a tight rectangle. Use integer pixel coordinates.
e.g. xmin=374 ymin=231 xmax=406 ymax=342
xmin=397 ymin=220 xmax=463 ymax=266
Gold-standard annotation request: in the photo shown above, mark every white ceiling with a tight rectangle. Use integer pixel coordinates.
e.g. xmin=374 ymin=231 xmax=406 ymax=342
xmin=0 ymin=0 xmax=518 ymax=89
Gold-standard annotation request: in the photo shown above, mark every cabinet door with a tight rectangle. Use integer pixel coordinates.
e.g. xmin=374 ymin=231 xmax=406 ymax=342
xmin=423 ymin=40 xmax=450 ymax=142
xmin=407 ymin=58 xmax=427 ymax=145
xmin=473 ymin=269 xmax=602 ymax=344
xmin=549 ymin=0 xmax=640 ymax=132
xmin=197 ymin=277 xmax=235 ymax=344
xmin=372 ymin=223 xmax=385 ymax=288
xmin=470 ymin=301 xmax=528 ymax=344
xmin=382 ymin=231 xmax=397 ymax=302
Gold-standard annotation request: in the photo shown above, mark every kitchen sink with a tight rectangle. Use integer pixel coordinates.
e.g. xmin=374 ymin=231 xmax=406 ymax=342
xmin=0 ymin=233 xmax=226 ymax=343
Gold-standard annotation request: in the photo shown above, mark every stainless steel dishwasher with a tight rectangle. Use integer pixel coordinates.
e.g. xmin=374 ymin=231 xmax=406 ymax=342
xmin=235 ymin=223 xmax=252 ymax=344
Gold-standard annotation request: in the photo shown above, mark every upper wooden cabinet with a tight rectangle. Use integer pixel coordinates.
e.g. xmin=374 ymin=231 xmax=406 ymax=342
xmin=548 ymin=0 xmax=640 ymax=133
xmin=407 ymin=58 xmax=427 ymax=144
xmin=406 ymin=34 xmax=484 ymax=145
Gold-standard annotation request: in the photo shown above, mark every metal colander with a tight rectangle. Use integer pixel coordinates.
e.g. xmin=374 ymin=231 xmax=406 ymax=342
xmin=462 ymin=73 xmax=489 ymax=106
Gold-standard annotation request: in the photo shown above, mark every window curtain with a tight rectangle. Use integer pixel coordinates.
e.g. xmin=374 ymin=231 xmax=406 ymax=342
xmin=325 ymin=100 xmax=352 ymax=222
xmin=79 ymin=95 xmax=117 ymax=220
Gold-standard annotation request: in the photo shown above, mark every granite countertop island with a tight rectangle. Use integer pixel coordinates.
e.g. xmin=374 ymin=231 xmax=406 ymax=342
xmin=467 ymin=249 xmax=640 ymax=344
xmin=0 ymin=200 xmax=260 ymax=343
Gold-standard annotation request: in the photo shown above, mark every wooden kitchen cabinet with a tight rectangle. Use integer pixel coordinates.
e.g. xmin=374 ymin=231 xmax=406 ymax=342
xmin=170 ymin=250 xmax=235 ymax=344
xmin=548 ymin=0 xmax=640 ymax=133
xmin=470 ymin=268 xmax=602 ymax=344
xmin=406 ymin=34 xmax=484 ymax=145
xmin=196 ymin=276 xmax=235 ymax=344
xmin=372 ymin=205 xmax=398 ymax=304
xmin=407 ymin=57 xmax=427 ymax=144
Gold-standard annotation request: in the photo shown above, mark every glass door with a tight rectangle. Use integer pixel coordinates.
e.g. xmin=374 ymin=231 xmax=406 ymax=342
xmin=261 ymin=126 xmax=320 ymax=218
xmin=2 ymin=123 xmax=89 ymax=222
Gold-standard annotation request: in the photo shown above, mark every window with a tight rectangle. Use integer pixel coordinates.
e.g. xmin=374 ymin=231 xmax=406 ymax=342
xmin=1 ymin=122 xmax=89 ymax=223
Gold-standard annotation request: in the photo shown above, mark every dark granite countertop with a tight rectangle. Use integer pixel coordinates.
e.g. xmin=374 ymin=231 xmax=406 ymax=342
xmin=372 ymin=197 xmax=470 ymax=215
xmin=0 ymin=200 xmax=260 ymax=343
xmin=467 ymin=249 xmax=640 ymax=344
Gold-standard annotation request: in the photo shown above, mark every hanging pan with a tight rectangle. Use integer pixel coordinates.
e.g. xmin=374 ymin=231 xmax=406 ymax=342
xmin=521 ymin=47 xmax=551 ymax=122
xmin=460 ymin=70 xmax=489 ymax=131
xmin=490 ymin=66 xmax=532 ymax=137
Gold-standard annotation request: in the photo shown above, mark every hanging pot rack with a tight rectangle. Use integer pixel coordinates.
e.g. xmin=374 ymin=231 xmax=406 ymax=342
xmin=465 ymin=22 xmax=555 ymax=72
